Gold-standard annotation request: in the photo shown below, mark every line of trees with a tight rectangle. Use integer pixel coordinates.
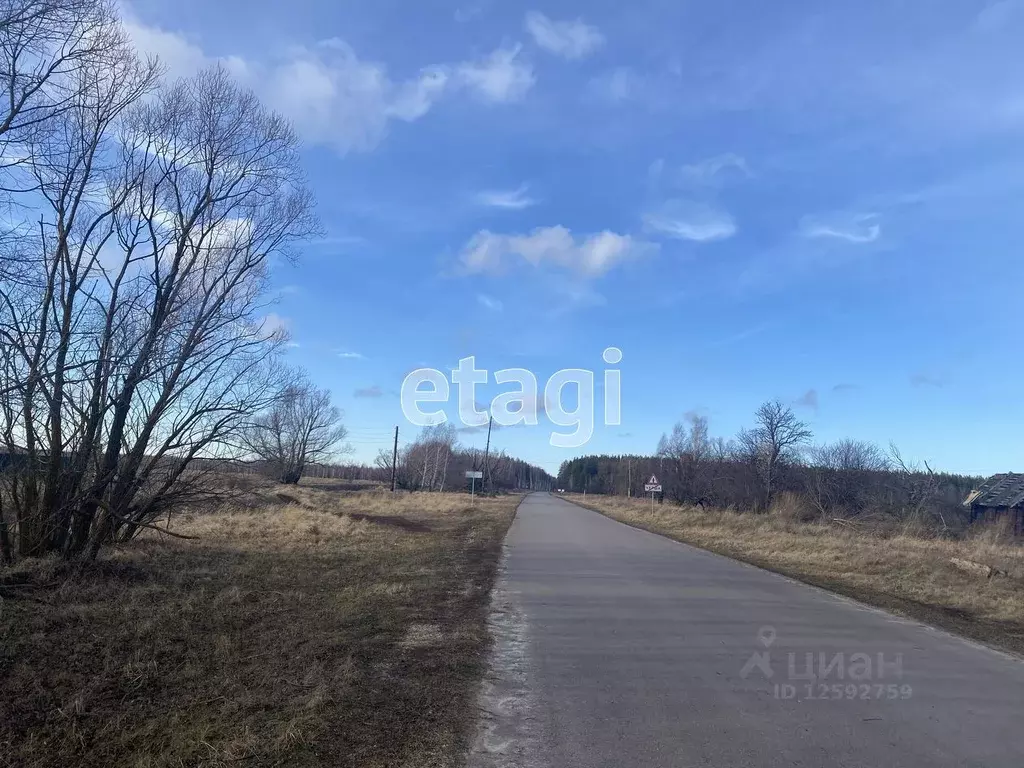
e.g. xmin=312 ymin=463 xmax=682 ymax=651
xmin=0 ymin=0 xmax=325 ymax=561
xmin=375 ymin=425 xmax=555 ymax=493
xmin=558 ymin=400 xmax=979 ymax=532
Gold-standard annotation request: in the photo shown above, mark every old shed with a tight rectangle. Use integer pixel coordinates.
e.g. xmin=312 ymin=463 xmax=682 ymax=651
xmin=964 ymin=473 xmax=1024 ymax=535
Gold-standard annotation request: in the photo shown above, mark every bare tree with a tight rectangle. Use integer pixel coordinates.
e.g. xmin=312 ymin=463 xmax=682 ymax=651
xmin=245 ymin=378 xmax=349 ymax=484
xmin=658 ymin=414 xmax=715 ymax=505
xmin=738 ymin=400 xmax=812 ymax=510
xmin=0 ymin=47 xmax=318 ymax=559
xmin=0 ymin=0 xmax=132 ymax=196
xmin=374 ymin=446 xmax=409 ymax=489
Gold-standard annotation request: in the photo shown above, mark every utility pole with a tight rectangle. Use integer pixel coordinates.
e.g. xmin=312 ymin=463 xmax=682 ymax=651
xmin=482 ymin=414 xmax=493 ymax=492
xmin=390 ymin=425 xmax=399 ymax=492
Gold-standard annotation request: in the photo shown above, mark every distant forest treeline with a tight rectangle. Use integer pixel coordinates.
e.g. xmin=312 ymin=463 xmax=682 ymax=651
xmin=558 ymin=401 xmax=982 ymax=532
xmin=208 ymin=424 xmax=555 ymax=493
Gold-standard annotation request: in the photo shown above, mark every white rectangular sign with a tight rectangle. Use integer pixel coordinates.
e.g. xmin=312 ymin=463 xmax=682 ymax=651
xmin=644 ymin=483 xmax=662 ymax=493
xmin=465 ymin=471 xmax=484 ymax=479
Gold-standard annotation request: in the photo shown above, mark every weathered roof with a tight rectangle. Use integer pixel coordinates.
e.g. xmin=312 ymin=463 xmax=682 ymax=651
xmin=964 ymin=473 xmax=1024 ymax=509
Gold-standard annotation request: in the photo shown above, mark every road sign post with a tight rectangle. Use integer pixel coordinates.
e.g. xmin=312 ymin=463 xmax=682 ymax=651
xmin=466 ymin=470 xmax=483 ymax=502
xmin=643 ymin=474 xmax=662 ymax=512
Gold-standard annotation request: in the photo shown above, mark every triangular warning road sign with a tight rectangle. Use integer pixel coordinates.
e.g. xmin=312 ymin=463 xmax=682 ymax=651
xmin=648 ymin=474 xmax=659 ymax=485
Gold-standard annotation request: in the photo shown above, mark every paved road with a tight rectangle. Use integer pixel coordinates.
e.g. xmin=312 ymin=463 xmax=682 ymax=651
xmin=469 ymin=493 xmax=1024 ymax=768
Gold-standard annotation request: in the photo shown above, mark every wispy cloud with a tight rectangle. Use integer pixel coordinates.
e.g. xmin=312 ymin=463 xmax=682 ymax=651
xmin=643 ymin=200 xmax=737 ymax=242
xmin=800 ymin=212 xmax=881 ymax=243
xmin=547 ymin=280 xmax=607 ymax=315
xmin=121 ymin=9 xmax=448 ymax=155
xmin=460 ymin=225 xmax=656 ymax=276
xmin=910 ymin=372 xmax=948 ymax=388
xmin=477 ymin=294 xmax=504 ymax=311
xmin=454 ymin=2 xmax=488 ymax=23
xmin=337 ymin=351 xmax=365 ymax=360
xmin=260 ymin=313 xmax=291 ymax=336
xmin=678 ymin=153 xmax=751 ymax=185
xmin=794 ymin=389 xmax=819 ymax=410
xmin=736 ymin=233 xmax=884 ymax=295
xmin=525 ymin=12 xmax=604 ymax=60
xmin=705 ymin=322 xmax=775 ymax=349
xmin=587 ymin=67 xmax=635 ymax=103
xmin=974 ymin=0 xmax=1024 ymax=32
xmin=306 ymin=234 xmax=368 ymax=250
xmin=476 ymin=184 xmax=537 ymax=209
xmin=457 ymin=45 xmax=535 ymax=103
xmin=120 ymin=9 xmax=217 ymax=81
xmin=123 ymin=10 xmax=536 ymax=153
xmin=353 ymin=385 xmax=383 ymax=398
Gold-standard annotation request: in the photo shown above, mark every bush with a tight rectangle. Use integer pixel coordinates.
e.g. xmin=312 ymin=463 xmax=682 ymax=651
xmin=769 ymin=491 xmax=817 ymax=523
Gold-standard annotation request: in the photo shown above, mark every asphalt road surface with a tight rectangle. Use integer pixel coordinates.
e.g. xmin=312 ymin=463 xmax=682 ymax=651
xmin=468 ymin=493 xmax=1024 ymax=768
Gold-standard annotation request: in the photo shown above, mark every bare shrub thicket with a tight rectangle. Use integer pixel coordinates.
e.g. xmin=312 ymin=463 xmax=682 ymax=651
xmin=0 ymin=0 xmax=318 ymax=560
xmin=559 ymin=400 xmax=978 ymax=533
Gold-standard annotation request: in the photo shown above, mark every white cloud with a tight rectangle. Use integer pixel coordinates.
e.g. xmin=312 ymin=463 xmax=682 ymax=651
xmin=642 ymin=200 xmax=737 ymax=242
xmin=477 ymin=293 xmax=504 ymax=311
xmin=457 ymin=45 xmax=535 ymax=103
xmin=260 ymin=313 xmax=291 ymax=338
xmin=460 ymin=225 xmax=655 ymax=276
xmin=121 ymin=12 xmax=209 ymax=81
xmin=122 ymin=8 xmax=529 ymax=153
xmin=525 ymin=12 xmax=604 ymax=60
xmin=337 ymin=351 xmax=365 ymax=359
xmin=476 ymin=184 xmax=537 ymax=209
xmin=262 ymin=40 xmax=449 ymax=153
xmin=388 ymin=66 xmax=450 ymax=121
xmin=799 ymin=213 xmax=881 ymax=243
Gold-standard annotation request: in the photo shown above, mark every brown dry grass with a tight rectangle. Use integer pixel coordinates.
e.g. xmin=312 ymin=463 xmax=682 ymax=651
xmin=0 ymin=484 xmax=520 ymax=768
xmin=569 ymin=493 xmax=1024 ymax=655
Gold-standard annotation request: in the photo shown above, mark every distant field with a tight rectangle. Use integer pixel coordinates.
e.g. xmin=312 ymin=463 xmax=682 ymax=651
xmin=569 ymin=494 xmax=1024 ymax=656
xmin=0 ymin=484 xmax=519 ymax=767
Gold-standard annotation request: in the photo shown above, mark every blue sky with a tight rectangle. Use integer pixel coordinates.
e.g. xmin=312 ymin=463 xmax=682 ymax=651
xmin=123 ymin=0 xmax=1024 ymax=476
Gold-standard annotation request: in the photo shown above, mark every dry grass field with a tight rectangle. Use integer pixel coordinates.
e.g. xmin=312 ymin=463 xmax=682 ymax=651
xmin=0 ymin=483 xmax=520 ymax=767
xmin=569 ymin=493 xmax=1024 ymax=656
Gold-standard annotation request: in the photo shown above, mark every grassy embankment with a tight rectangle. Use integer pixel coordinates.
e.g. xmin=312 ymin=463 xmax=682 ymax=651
xmin=569 ymin=493 xmax=1024 ymax=655
xmin=1 ymin=481 xmax=519 ymax=767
